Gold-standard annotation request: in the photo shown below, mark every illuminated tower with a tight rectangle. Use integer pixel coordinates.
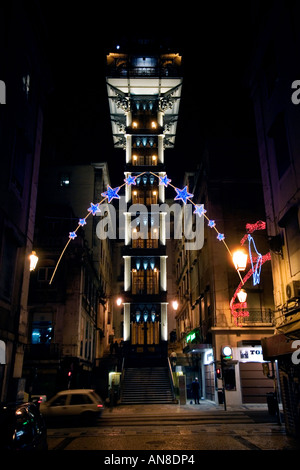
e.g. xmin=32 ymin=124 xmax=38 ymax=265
xmin=106 ymin=41 xmax=182 ymax=364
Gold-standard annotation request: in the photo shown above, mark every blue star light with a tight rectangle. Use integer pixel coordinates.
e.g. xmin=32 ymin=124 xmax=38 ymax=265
xmin=193 ymin=204 xmax=207 ymax=217
xmin=159 ymin=175 xmax=171 ymax=187
xmin=217 ymin=233 xmax=225 ymax=241
xmin=124 ymin=175 xmax=136 ymax=186
xmin=69 ymin=231 xmax=77 ymax=240
xmin=101 ymin=185 xmax=121 ymax=203
xmin=174 ymin=186 xmax=194 ymax=204
xmin=88 ymin=202 xmax=100 ymax=216
xmin=208 ymin=220 xmax=216 ymax=228
xmin=78 ymin=218 xmax=87 ymax=226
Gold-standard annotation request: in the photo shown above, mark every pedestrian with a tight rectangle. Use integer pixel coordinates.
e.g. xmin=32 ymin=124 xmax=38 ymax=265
xmin=113 ymin=341 xmax=119 ymax=355
xmin=191 ymin=377 xmax=200 ymax=404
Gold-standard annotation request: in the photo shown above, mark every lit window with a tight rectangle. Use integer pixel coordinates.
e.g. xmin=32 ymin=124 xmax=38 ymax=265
xmin=31 ymin=321 xmax=53 ymax=344
xmin=60 ymin=174 xmax=70 ymax=187
xmin=22 ymin=74 xmax=30 ymax=98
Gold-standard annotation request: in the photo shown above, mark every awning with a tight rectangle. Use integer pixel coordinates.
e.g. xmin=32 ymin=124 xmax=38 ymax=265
xmin=276 ymin=311 xmax=300 ymax=338
xmin=183 ymin=343 xmax=212 ymax=354
xmin=261 ymin=333 xmax=297 ymax=360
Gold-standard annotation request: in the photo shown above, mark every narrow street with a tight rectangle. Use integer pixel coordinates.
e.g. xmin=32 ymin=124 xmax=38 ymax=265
xmin=46 ymin=402 xmax=300 ymax=452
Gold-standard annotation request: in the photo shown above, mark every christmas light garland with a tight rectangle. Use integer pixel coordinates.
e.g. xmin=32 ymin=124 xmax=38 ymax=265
xmin=230 ymin=221 xmax=271 ymax=326
xmin=49 ymin=171 xmax=270 ymax=328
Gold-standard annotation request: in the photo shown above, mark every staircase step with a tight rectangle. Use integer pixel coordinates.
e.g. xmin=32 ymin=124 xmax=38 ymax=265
xmin=120 ymin=366 xmax=176 ymax=405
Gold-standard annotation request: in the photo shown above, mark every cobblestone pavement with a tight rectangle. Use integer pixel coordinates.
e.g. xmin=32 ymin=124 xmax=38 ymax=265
xmin=46 ymin=401 xmax=300 ymax=452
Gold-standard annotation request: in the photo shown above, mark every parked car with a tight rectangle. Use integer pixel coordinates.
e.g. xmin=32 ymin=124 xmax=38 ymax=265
xmin=0 ymin=401 xmax=48 ymax=450
xmin=40 ymin=389 xmax=103 ymax=425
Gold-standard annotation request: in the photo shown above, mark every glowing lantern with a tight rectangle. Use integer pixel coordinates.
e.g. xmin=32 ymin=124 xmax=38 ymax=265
xmin=232 ymin=250 xmax=248 ymax=271
xmin=29 ymin=251 xmax=38 ymax=271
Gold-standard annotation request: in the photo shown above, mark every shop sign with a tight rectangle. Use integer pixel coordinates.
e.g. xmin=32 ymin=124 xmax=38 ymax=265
xmin=238 ymin=346 xmax=265 ymax=362
xmin=203 ymin=349 xmax=214 ymax=365
xmin=186 ymin=332 xmax=196 ymax=343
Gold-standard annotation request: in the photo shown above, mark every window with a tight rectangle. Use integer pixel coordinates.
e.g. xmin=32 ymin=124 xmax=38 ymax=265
xmin=50 ymin=395 xmax=67 ymax=407
xmin=59 ymin=173 xmax=70 ymax=187
xmin=146 ymin=268 xmax=159 ymax=295
xmin=70 ymin=394 xmax=92 ymax=405
xmin=31 ymin=321 xmax=53 ymax=344
xmin=22 ymin=74 xmax=30 ymax=99
xmin=132 ymin=270 xmax=144 ymax=294
xmin=37 ymin=267 xmax=55 ymax=282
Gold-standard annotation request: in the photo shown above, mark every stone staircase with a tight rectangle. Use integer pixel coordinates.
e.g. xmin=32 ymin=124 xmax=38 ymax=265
xmin=120 ymin=366 xmax=176 ymax=404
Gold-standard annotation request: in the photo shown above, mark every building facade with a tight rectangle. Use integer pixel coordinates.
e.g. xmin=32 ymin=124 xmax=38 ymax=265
xmin=24 ymin=163 xmax=114 ymax=398
xmin=106 ymin=41 xmax=183 ymax=366
xmin=0 ymin=0 xmax=51 ymax=401
xmin=248 ymin=0 xmax=300 ymax=435
xmin=173 ymin=139 xmax=276 ymax=406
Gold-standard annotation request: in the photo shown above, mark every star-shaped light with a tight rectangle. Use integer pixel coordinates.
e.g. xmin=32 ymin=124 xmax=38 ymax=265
xmin=88 ymin=202 xmax=100 ymax=216
xmin=101 ymin=185 xmax=121 ymax=203
xmin=159 ymin=175 xmax=171 ymax=187
xmin=174 ymin=186 xmax=194 ymax=204
xmin=124 ymin=175 xmax=136 ymax=186
xmin=193 ymin=204 xmax=207 ymax=217
xmin=208 ymin=219 xmax=216 ymax=228
xmin=78 ymin=218 xmax=87 ymax=226
xmin=69 ymin=231 xmax=77 ymax=240
xmin=217 ymin=233 xmax=225 ymax=241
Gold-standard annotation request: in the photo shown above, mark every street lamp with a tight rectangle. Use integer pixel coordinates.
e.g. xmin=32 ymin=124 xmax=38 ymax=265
xmin=29 ymin=251 xmax=38 ymax=271
xmin=237 ymin=288 xmax=247 ymax=303
xmin=172 ymin=300 xmax=179 ymax=311
xmin=232 ymin=249 xmax=248 ymax=271
xmin=116 ymin=297 xmax=123 ymax=306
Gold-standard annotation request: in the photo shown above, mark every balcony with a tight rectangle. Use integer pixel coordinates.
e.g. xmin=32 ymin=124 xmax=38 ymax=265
xmin=107 ymin=62 xmax=182 ymax=79
xmin=24 ymin=343 xmax=61 ymax=360
xmin=233 ymin=308 xmax=274 ymax=326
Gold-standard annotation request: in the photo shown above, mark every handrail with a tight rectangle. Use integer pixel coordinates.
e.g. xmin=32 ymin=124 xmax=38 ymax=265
xmin=167 ymin=357 xmax=177 ymax=402
xmin=120 ymin=356 xmax=125 ymax=402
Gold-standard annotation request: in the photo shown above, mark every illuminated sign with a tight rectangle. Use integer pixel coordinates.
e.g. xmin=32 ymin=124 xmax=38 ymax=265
xmin=238 ymin=346 xmax=265 ymax=363
xmin=186 ymin=332 xmax=196 ymax=343
xmin=221 ymin=346 xmax=233 ymax=359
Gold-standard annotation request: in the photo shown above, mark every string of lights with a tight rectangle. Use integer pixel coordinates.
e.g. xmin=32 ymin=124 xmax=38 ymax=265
xmin=49 ymin=171 xmax=259 ymax=301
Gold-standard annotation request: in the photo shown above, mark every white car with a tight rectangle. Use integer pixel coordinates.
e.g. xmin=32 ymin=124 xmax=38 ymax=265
xmin=40 ymin=389 xmax=103 ymax=424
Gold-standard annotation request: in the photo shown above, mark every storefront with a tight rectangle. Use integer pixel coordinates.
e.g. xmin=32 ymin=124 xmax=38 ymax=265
xmin=180 ymin=344 xmax=215 ymax=402
xmin=262 ymin=333 xmax=300 ymax=436
xmin=238 ymin=345 xmax=275 ymax=403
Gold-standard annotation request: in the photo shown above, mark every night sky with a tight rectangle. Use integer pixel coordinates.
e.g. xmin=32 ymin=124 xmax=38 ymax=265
xmin=40 ymin=3 xmax=258 ymax=186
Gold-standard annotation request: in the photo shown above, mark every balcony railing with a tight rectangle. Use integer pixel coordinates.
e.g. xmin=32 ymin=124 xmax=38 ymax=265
xmin=24 ymin=343 xmax=61 ymax=360
xmin=234 ymin=308 xmax=274 ymax=326
xmin=107 ymin=65 xmax=181 ymax=78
